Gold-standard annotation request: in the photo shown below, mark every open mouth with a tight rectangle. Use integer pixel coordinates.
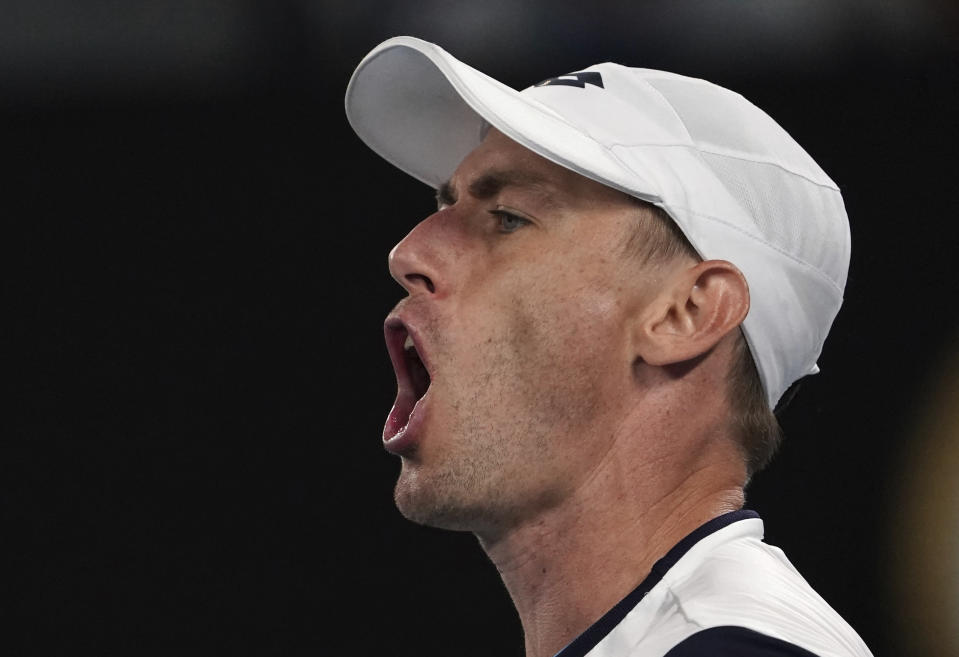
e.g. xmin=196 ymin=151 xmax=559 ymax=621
xmin=384 ymin=320 xmax=432 ymax=446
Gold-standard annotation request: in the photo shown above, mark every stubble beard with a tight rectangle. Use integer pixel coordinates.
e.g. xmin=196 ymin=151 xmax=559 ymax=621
xmin=392 ymin=350 xmax=548 ymax=536
xmin=392 ymin=302 xmax=607 ymax=537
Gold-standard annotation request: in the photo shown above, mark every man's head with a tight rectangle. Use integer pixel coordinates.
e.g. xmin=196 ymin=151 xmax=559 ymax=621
xmin=345 ymin=36 xmax=850 ymax=532
xmin=382 ymin=128 xmax=751 ymax=536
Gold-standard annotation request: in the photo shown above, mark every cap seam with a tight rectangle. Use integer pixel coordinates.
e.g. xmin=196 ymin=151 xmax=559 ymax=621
xmin=519 ymin=89 xmax=836 ymax=192
xmin=694 ymin=146 xmax=838 ymax=190
xmin=644 ymin=78 xmax=699 ymax=146
xmin=589 ymin=81 xmax=699 ymax=192
xmin=603 ymin=141 xmax=837 ymax=190
xmin=670 ymin=204 xmax=845 ymax=295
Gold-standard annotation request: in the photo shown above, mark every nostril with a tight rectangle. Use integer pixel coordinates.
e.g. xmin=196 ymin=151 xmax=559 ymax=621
xmin=405 ymin=273 xmax=435 ymax=294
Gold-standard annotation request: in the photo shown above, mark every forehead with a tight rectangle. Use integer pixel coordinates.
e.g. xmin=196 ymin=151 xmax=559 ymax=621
xmin=450 ymin=129 xmax=632 ymax=208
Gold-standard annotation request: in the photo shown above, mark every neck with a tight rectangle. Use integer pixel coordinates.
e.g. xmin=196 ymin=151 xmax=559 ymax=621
xmin=477 ymin=433 xmax=746 ymax=657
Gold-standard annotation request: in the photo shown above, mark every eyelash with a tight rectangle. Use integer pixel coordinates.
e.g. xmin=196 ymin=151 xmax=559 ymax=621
xmin=489 ymin=210 xmax=530 ymax=234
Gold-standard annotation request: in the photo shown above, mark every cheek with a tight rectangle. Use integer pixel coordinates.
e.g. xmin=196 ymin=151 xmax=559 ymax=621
xmin=523 ymin=256 xmax=629 ymax=341
xmin=450 ymin=245 xmax=634 ymax=395
xmin=501 ymin=266 xmax=629 ymax=393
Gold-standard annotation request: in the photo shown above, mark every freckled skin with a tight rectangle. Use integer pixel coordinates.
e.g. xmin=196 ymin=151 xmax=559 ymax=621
xmin=387 ymin=130 xmax=656 ymax=538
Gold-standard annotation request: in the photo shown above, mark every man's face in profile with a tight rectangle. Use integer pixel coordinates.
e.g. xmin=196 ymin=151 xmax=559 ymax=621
xmin=382 ymin=129 xmax=666 ymax=539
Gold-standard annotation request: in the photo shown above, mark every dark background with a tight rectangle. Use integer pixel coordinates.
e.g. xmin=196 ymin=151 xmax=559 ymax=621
xmin=8 ymin=1 xmax=959 ymax=655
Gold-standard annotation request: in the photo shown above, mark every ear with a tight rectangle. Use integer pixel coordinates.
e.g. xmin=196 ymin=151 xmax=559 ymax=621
xmin=634 ymin=260 xmax=750 ymax=366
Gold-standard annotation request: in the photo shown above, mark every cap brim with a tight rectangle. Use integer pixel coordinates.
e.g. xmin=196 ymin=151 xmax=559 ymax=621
xmin=344 ymin=36 xmax=660 ymax=200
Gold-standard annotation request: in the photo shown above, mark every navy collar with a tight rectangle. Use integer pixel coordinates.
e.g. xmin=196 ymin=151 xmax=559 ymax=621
xmin=555 ymin=509 xmax=761 ymax=657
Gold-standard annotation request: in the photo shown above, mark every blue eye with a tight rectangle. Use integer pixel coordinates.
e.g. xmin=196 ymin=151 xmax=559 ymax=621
xmin=491 ymin=210 xmax=529 ymax=233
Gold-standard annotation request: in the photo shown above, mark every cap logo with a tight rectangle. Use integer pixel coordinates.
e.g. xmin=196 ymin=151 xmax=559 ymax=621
xmin=534 ymin=71 xmax=604 ymax=89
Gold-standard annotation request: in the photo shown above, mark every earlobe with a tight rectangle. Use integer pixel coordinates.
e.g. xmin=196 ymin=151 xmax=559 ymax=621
xmin=634 ymin=260 xmax=750 ymax=366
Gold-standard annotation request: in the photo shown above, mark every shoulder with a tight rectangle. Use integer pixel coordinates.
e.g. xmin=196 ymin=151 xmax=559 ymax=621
xmin=571 ymin=515 xmax=873 ymax=657
xmin=663 ymin=626 xmax=819 ymax=657
xmin=654 ymin=527 xmax=872 ymax=657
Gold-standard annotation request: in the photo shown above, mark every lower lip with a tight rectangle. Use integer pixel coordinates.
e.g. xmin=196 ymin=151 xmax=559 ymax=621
xmin=383 ymin=390 xmax=430 ymax=455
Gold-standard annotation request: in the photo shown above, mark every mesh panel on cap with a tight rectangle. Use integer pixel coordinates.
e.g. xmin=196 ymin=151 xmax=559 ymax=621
xmin=646 ymin=77 xmax=846 ymax=291
xmin=697 ymin=153 xmax=846 ymax=284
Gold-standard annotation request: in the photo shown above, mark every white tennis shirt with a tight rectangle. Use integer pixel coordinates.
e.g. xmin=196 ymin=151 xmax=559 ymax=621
xmin=555 ymin=511 xmax=874 ymax=657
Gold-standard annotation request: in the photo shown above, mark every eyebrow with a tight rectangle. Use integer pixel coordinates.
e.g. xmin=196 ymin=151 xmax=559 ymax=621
xmin=436 ymin=169 xmax=558 ymax=209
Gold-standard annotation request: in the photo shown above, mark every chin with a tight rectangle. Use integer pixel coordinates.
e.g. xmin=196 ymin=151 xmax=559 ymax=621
xmin=393 ymin=476 xmax=503 ymax=534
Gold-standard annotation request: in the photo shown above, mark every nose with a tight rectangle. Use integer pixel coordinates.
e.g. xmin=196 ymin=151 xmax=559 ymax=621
xmin=388 ymin=211 xmax=450 ymax=297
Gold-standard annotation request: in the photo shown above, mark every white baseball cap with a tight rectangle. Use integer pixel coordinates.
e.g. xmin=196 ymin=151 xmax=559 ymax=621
xmin=344 ymin=36 xmax=850 ymax=409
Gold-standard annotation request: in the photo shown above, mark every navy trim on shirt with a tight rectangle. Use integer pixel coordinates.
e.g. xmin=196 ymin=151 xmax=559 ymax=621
xmin=555 ymin=509 xmax=761 ymax=657
xmin=663 ymin=626 xmax=819 ymax=656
